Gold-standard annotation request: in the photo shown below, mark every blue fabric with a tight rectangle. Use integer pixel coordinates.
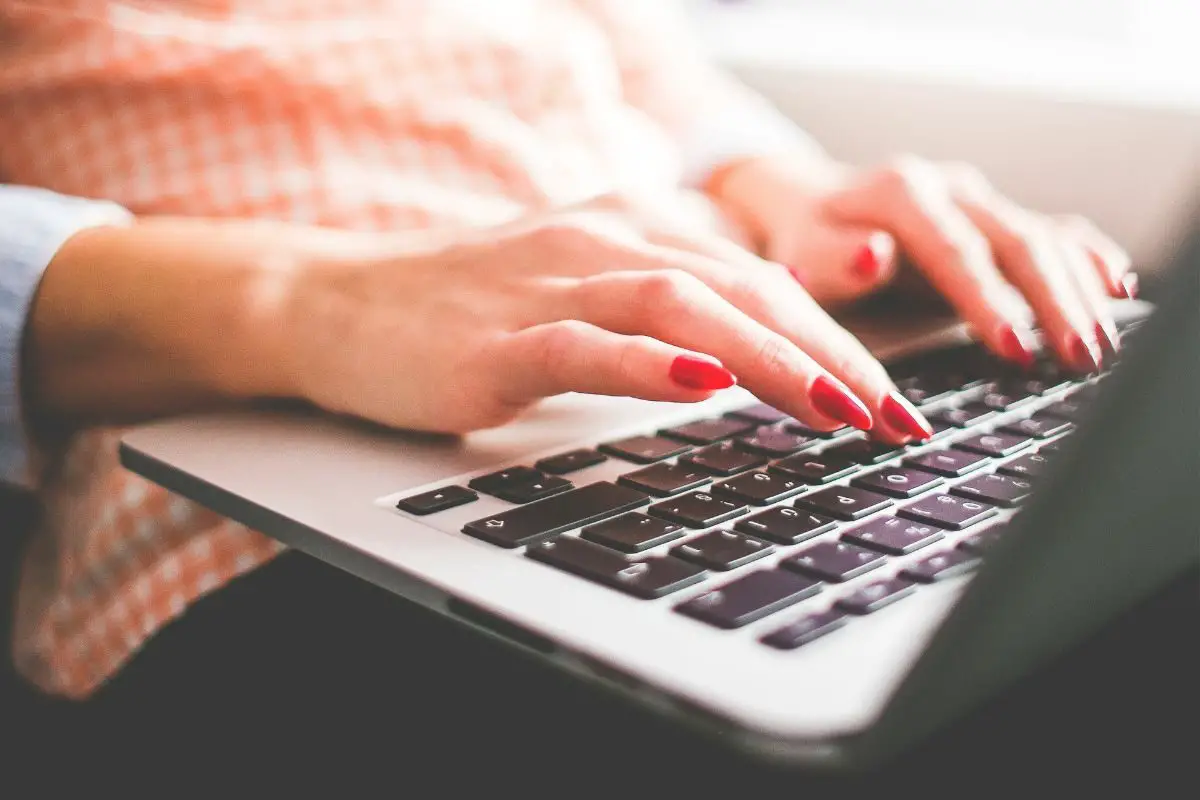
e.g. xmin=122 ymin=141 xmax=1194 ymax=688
xmin=0 ymin=185 xmax=132 ymax=486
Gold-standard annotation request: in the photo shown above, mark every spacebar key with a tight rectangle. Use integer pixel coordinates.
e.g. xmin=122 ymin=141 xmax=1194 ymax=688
xmin=462 ymin=482 xmax=650 ymax=548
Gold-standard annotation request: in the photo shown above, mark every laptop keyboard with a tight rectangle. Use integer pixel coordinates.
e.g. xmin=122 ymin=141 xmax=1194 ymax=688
xmin=391 ymin=320 xmax=1144 ymax=652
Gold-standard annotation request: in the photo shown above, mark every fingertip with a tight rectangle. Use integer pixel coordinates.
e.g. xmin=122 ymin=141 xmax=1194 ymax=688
xmin=852 ymin=231 xmax=897 ymax=283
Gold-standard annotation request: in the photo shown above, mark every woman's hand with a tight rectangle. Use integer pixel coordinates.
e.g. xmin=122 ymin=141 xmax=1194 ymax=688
xmin=279 ymin=195 xmax=935 ymax=444
xmin=707 ymin=155 xmax=1136 ymax=373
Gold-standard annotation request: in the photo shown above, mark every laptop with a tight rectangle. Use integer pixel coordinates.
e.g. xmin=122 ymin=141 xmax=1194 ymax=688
xmin=118 ymin=221 xmax=1199 ymax=769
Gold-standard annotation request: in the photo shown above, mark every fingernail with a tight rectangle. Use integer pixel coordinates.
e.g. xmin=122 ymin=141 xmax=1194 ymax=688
xmin=1095 ymin=320 xmax=1120 ymax=355
xmin=881 ymin=392 xmax=934 ymax=440
xmin=852 ymin=233 xmax=892 ymax=281
xmin=810 ymin=375 xmax=874 ymax=431
xmin=1066 ymin=333 xmax=1102 ymax=373
xmin=1117 ymin=272 xmax=1139 ymax=299
xmin=995 ymin=324 xmax=1037 ymax=369
xmin=669 ymin=355 xmax=736 ymax=391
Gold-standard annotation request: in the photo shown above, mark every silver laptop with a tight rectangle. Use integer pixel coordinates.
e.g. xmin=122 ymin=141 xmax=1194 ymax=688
xmin=118 ymin=226 xmax=1199 ymax=769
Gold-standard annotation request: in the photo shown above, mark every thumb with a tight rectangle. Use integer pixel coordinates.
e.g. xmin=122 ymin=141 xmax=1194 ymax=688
xmin=776 ymin=224 xmax=897 ymax=305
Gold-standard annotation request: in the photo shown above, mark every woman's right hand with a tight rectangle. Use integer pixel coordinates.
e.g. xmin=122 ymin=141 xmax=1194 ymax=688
xmin=276 ymin=195 xmax=934 ymax=444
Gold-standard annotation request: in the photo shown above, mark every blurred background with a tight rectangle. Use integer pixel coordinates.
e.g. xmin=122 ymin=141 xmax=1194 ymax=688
xmin=686 ymin=0 xmax=1200 ymax=290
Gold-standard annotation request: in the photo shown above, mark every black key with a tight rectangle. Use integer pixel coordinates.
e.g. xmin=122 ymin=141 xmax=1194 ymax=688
xmin=783 ymin=421 xmax=849 ymax=439
xmin=926 ymin=417 xmax=957 ymax=440
xmin=1040 ymin=398 xmax=1086 ymax=422
xmin=980 ymin=384 xmax=1038 ymax=411
xmin=782 ymin=541 xmax=886 ymax=582
xmin=829 ymin=439 xmax=904 ymax=465
xmin=676 ymin=570 xmax=822 ymax=629
xmin=599 ymin=435 xmax=691 ymax=464
xmin=726 ymin=403 xmax=788 ymax=425
xmin=660 ymin=417 xmax=755 ymax=445
xmin=462 ymin=482 xmax=649 ymax=548
xmin=712 ymin=471 xmax=805 ymax=506
xmin=902 ymin=549 xmax=982 ymax=583
xmin=1001 ymin=413 xmax=1073 ymax=440
xmin=535 ymin=449 xmax=607 ymax=475
xmin=735 ymin=506 xmax=837 ymax=545
xmin=735 ymin=426 xmax=817 ymax=457
xmin=468 ymin=466 xmax=546 ymax=496
xmin=899 ymin=493 xmax=998 ymax=530
xmin=618 ymin=462 xmax=710 ymax=498
xmin=836 ymin=578 xmax=917 ymax=614
xmin=493 ymin=475 xmax=574 ymax=504
xmin=996 ymin=451 xmax=1050 ymax=479
xmin=852 ymin=466 xmax=944 ymax=499
xmin=959 ymin=523 xmax=1008 ymax=554
xmin=841 ymin=516 xmax=944 ymax=555
xmin=396 ymin=485 xmax=478 ymax=516
xmin=931 ymin=403 xmax=995 ymax=429
xmin=770 ymin=451 xmax=859 ymax=484
xmin=895 ymin=376 xmax=943 ymax=407
xmin=648 ymin=491 xmax=747 ymax=528
xmin=1039 ymin=443 xmax=1063 ymax=455
xmin=906 ymin=448 xmax=990 ymax=478
xmin=680 ymin=441 xmax=767 ymax=476
xmin=761 ymin=610 xmax=848 ymax=650
xmin=671 ymin=529 xmax=774 ymax=571
xmin=951 ymin=473 xmax=1033 ymax=507
xmin=527 ymin=537 xmax=705 ymax=599
xmin=794 ymin=485 xmax=892 ymax=521
xmin=580 ymin=513 xmax=683 ymax=554
xmin=953 ymin=431 xmax=1034 ymax=458
xmin=1020 ymin=360 xmax=1074 ymax=395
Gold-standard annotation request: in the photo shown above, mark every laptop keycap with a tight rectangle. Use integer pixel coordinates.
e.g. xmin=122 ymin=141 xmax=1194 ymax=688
xmin=527 ymin=537 xmax=705 ymax=599
xmin=783 ymin=421 xmax=849 ymax=439
xmin=760 ymin=610 xmax=848 ymax=650
xmin=899 ymin=493 xmax=998 ymax=530
xmin=951 ymin=473 xmax=1033 ymax=507
xmin=852 ymin=466 xmax=944 ymax=499
xmin=535 ymin=449 xmax=607 ymax=475
xmin=726 ymin=403 xmax=788 ymax=425
xmin=793 ymin=485 xmax=892 ymax=521
xmin=782 ymin=541 xmax=886 ymax=582
xmin=836 ymin=578 xmax=917 ymax=614
xmin=770 ymin=451 xmax=858 ymax=484
xmin=462 ymin=482 xmax=649 ymax=548
xmin=617 ymin=462 xmax=710 ymax=497
xmin=468 ymin=466 xmax=546 ymax=496
xmin=680 ymin=442 xmax=767 ymax=476
xmin=954 ymin=431 xmax=1034 ymax=458
xmin=996 ymin=451 xmax=1050 ymax=479
xmin=660 ymin=417 xmax=755 ymax=445
xmin=712 ymin=471 xmax=806 ymax=505
xmin=901 ymin=549 xmax=981 ymax=583
xmin=1001 ymin=413 xmax=1073 ymax=440
xmin=1040 ymin=398 xmax=1085 ymax=422
xmin=980 ymin=384 xmax=1038 ymax=411
xmin=396 ymin=485 xmax=478 ymax=516
xmin=580 ymin=513 xmax=684 ymax=554
xmin=905 ymin=448 xmax=990 ymax=478
xmin=649 ymin=491 xmax=747 ymax=528
xmin=493 ymin=475 xmax=574 ymax=504
xmin=671 ymin=529 xmax=774 ymax=571
xmin=930 ymin=402 xmax=995 ymax=428
xmin=676 ymin=570 xmax=822 ymax=629
xmin=735 ymin=426 xmax=817 ymax=456
xmin=841 ymin=516 xmax=944 ymax=555
xmin=734 ymin=506 xmax=837 ymax=545
xmin=829 ymin=439 xmax=905 ymax=465
xmin=599 ymin=435 xmax=691 ymax=464
xmin=959 ymin=523 xmax=1008 ymax=554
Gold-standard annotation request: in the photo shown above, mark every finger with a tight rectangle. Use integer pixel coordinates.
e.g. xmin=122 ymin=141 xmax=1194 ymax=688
xmin=1057 ymin=235 xmax=1121 ymax=359
xmin=574 ymin=268 xmax=875 ymax=433
xmin=951 ymin=190 xmax=1103 ymax=372
xmin=822 ymin=159 xmax=1040 ymax=370
xmin=496 ymin=320 xmax=735 ymax=406
xmin=1056 ymin=214 xmax=1138 ymax=298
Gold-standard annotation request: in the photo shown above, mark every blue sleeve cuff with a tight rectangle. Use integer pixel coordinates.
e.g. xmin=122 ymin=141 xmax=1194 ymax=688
xmin=0 ymin=186 xmax=133 ymax=488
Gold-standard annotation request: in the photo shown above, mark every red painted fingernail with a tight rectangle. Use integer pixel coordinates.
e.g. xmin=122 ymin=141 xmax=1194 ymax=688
xmin=1095 ymin=320 xmax=1121 ymax=355
xmin=1067 ymin=333 xmax=1102 ymax=373
xmin=881 ymin=392 xmax=934 ymax=441
xmin=996 ymin=324 xmax=1036 ymax=369
xmin=669 ymin=355 xmax=736 ymax=391
xmin=852 ymin=244 xmax=880 ymax=280
xmin=810 ymin=375 xmax=874 ymax=431
xmin=1117 ymin=272 xmax=1139 ymax=299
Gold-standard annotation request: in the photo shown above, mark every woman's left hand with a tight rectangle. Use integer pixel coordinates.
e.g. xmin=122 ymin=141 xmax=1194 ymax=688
xmin=707 ymin=154 xmax=1137 ymax=372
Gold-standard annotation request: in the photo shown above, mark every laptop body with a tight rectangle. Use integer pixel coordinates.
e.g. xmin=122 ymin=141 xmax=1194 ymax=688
xmin=118 ymin=228 xmax=1198 ymax=769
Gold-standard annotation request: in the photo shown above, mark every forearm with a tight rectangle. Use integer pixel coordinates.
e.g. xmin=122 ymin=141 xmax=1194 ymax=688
xmin=24 ymin=217 xmax=400 ymax=428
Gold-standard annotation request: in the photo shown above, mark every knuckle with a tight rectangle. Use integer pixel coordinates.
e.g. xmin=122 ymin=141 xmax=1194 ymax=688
xmin=535 ymin=320 xmax=588 ymax=374
xmin=751 ymin=334 xmax=796 ymax=382
xmin=635 ymin=268 xmax=705 ymax=313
